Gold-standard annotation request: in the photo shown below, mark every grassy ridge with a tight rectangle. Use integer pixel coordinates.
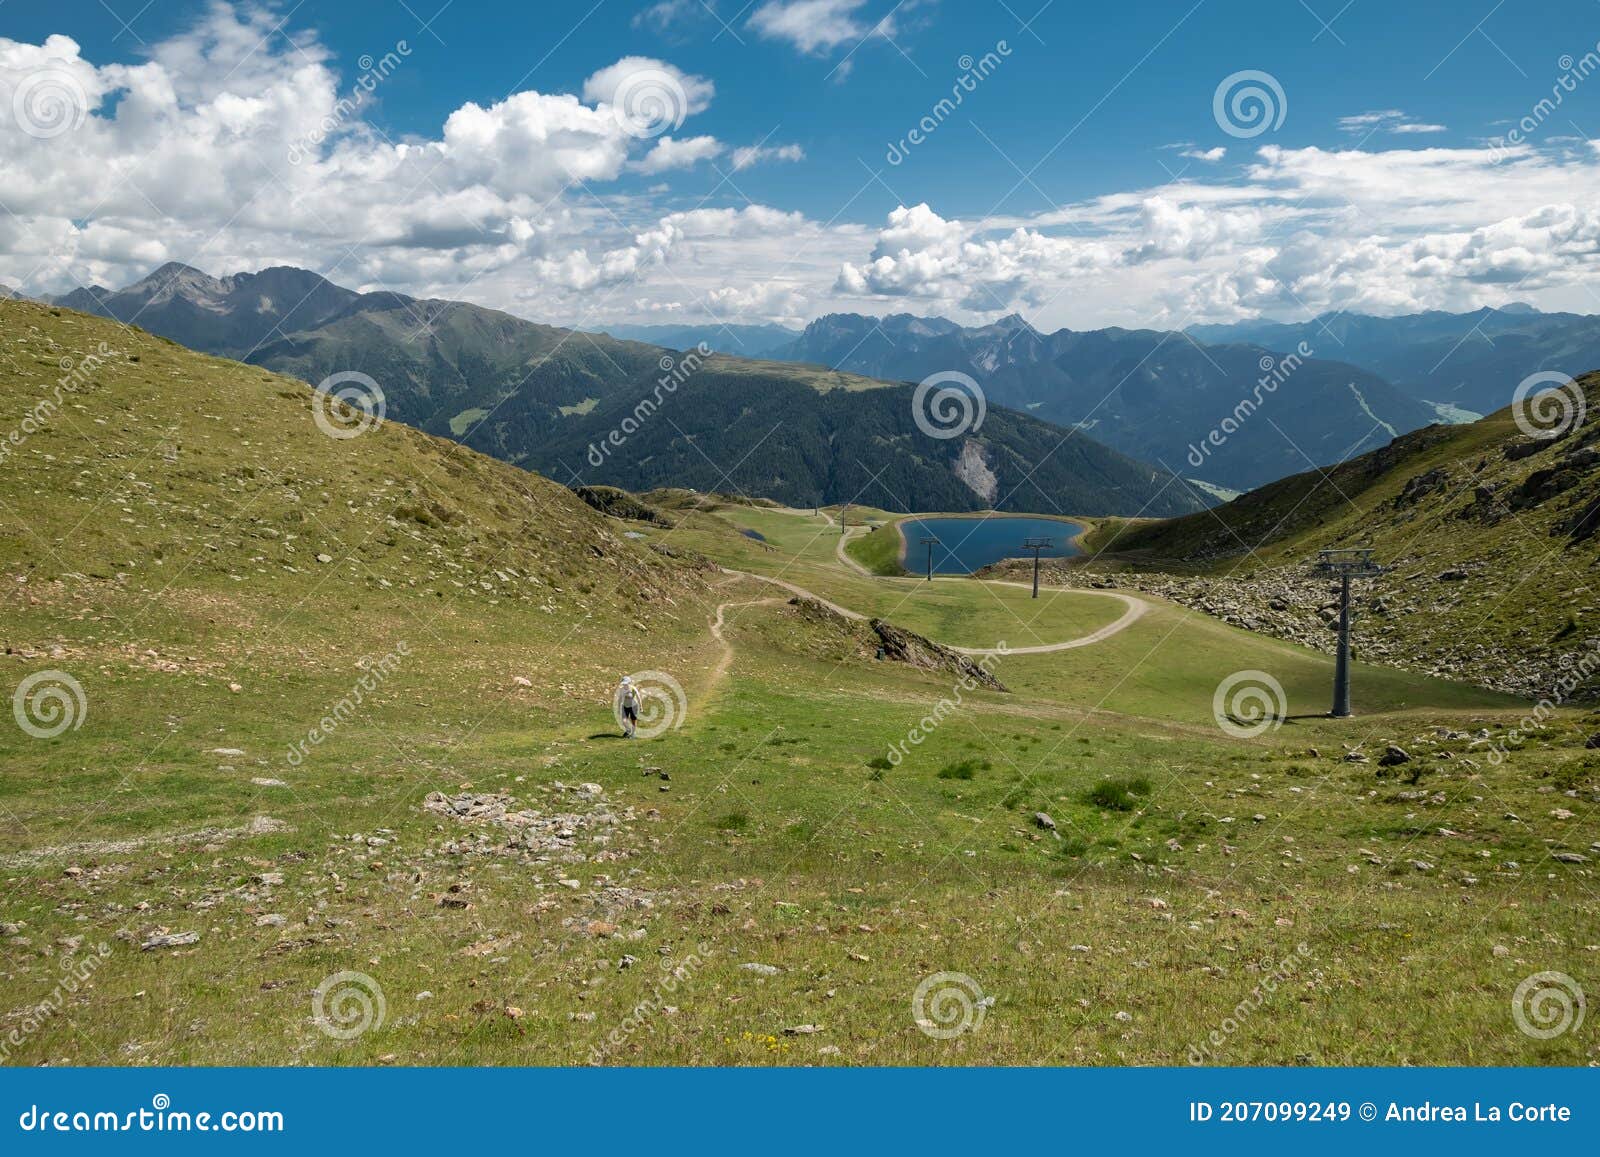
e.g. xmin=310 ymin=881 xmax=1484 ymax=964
xmin=1088 ymin=382 xmax=1600 ymax=696
xmin=845 ymin=521 xmax=908 ymax=576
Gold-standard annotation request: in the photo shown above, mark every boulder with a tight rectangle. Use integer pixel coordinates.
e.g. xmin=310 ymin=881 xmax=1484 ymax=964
xmin=1378 ymin=745 xmax=1411 ymax=767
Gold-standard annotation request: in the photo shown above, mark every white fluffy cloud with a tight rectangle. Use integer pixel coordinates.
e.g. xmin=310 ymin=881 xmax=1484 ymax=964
xmin=634 ymin=134 xmax=724 ymax=174
xmin=4 ymin=3 xmax=1600 ymax=334
xmin=827 ymin=140 xmax=1600 ymax=328
xmin=835 ymin=203 xmax=1123 ymax=312
xmin=731 ymin=143 xmax=805 ymax=170
xmin=748 ymin=0 xmax=889 ymax=55
xmin=581 ymin=56 xmax=714 ymax=121
xmin=0 ymin=6 xmax=747 ymax=323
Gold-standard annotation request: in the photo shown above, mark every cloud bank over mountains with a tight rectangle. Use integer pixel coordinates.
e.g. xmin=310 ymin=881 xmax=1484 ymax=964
xmin=2 ymin=2 xmax=1598 ymax=331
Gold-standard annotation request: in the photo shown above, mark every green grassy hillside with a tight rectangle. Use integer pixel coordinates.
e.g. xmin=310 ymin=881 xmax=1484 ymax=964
xmin=1 ymin=302 xmax=1594 ymax=1069
xmin=0 ymin=298 xmax=713 ymax=848
xmin=1090 ymin=376 xmax=1600 ymax=698
xmin=250 ymin=296 xmax=667 ymax=447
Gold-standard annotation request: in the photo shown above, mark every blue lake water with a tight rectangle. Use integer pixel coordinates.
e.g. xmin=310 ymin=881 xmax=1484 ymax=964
xmin=898 ymin=516 xmax=1086 ymax=575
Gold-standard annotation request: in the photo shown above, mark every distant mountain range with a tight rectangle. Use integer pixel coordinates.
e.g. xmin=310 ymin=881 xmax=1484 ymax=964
xmin=767 ymin=313 xmax=1439 ymax=490
xmin=48 ymin=264 xmax=1203 ymax=518
xmin=599 ymin=322 xmax=800 ymax=357
xmin=1187 ymin=305 xmax=1600 ymax=417
xmin=55 ymin=262 xmax=1599 ymax=511
xmin=56 ymin=263 xmax=362 ymax=353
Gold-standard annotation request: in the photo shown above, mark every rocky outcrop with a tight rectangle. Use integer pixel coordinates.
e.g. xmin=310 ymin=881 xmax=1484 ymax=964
xmin=869 ymin=617 xmax=1008 ymax=691
xmin=953 ymin=438 xmax=999 ymax=505
xmin=570 ymin=484 xmax=676 ymax=527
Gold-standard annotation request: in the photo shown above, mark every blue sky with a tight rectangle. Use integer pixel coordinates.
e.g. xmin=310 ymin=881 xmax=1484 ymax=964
xmin=3 ymin=0 xmax=1600 ymax=330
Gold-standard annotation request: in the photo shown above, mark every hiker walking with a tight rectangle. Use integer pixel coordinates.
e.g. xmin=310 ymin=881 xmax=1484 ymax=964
xmin=617 ymin=675 xmax=641 ymax=738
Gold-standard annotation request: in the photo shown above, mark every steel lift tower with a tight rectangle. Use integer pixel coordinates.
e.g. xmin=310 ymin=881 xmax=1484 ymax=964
xmin=1313 ymin=548 xmax=1386 ymax=718
xmin=1022 ymin=537 xmax=1054 ymax=599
